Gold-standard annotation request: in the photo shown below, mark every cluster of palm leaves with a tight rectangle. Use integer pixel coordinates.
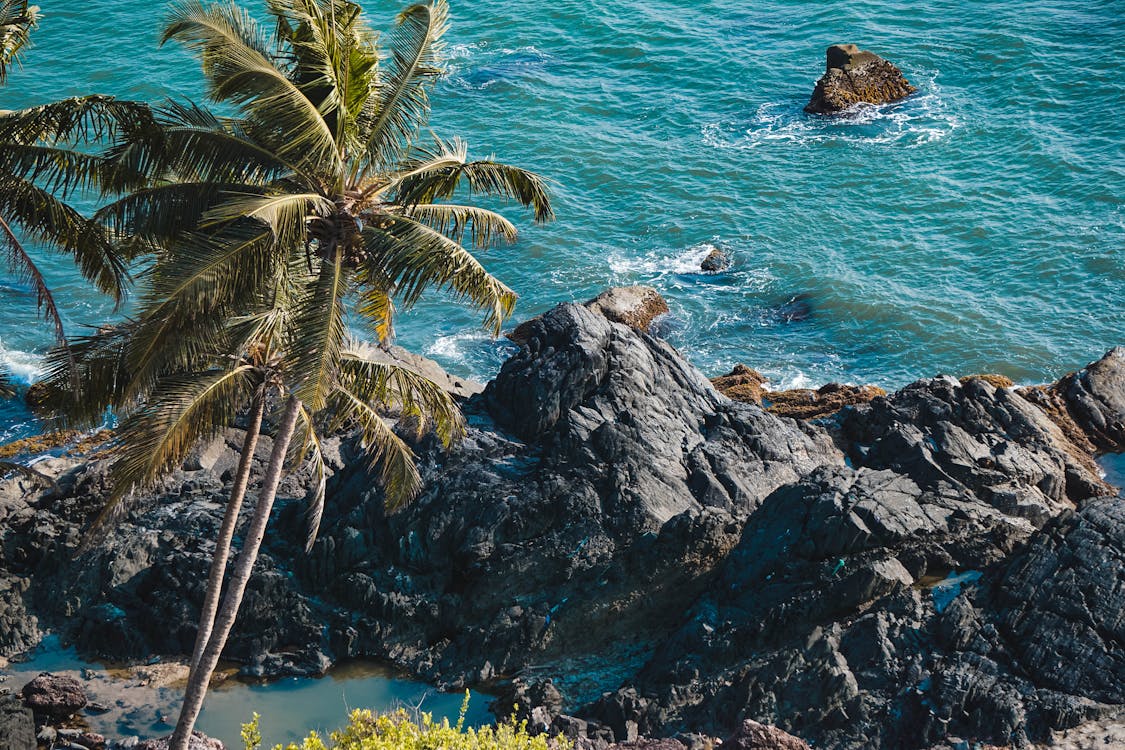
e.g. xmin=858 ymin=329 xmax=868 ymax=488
xmin=3 ymin=1 xmax=552 ymax=748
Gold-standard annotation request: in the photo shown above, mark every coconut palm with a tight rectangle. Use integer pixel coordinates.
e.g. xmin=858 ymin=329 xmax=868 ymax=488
xmin=39 ymin=1 xmax=551 ymax=747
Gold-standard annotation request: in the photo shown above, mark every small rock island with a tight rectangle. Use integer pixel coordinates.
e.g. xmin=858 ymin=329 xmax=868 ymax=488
xmin=805 ymin=43 xmax=917 ymax=114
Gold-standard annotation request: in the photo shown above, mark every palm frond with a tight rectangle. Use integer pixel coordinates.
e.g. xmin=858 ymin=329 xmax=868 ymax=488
xmin=0 ymin=174 xmax=130 ymax=300
xmin=392 ymin=146 xmax=554 ymax=223
xmin=288 ymin=400 xmax=326 ymax=552
xmin=354 ymin=276 xmax=396 ymax=345
xmin=339 ymin=343 xmax=463 ymax=447
xmin=34 ymin=322 xmax=135 ymax=427
xmin=328 ymin=383 xmax=420 ymax=510
xmin=362 ymin=216 xmax=516 ymax=334
xmin=93 ymin=364 xmax=257 ymax=533
xmin=357 ymin=0 xmax=447 ymax=176
xmin=202 ymin=191 xmax=333 ymax=250
xmin=0 ymin=0 xmax=38 ymax=85
xmin=163 ymin=0 xmax=342 ymax=179
xmin=400 ymin=203 xmax=517 ymax=248
xmin=0 ymin=211 xmax=67 ymax=345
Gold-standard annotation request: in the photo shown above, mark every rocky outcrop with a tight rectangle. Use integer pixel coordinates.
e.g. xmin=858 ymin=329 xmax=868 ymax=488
xmin=700 ymin=248 xmax=731 ymax=273
xmin=710 ymin=368 xmax=885 ymax=420
xmin=509 ymin=287 xmax=670 ymax=344
xmin=0 ymin=303 xmax=1122 ymax=750
xmin=20 ymin=673 xmax=88 ymax=719
xmin=0 ymin=693 xmax=35 ymax=750
xmin=804 ymin=44 xmax=916 ymax=115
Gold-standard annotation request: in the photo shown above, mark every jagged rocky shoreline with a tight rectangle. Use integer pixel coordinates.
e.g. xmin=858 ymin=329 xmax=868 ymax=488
xmin=1 ymin=300 xmax=1123 ymax=749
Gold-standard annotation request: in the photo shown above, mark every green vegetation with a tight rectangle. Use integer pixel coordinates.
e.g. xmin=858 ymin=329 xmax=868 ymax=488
xmin=241 ymin=696 xmax=567 ymax=750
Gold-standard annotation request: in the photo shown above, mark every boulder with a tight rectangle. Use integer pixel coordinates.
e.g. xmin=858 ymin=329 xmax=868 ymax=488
xmin=20 ymin=672 xmax=87 ymax=719
xmin=804 ymin=44 xmax=917 ymax=115
xmin=0 ymin=694 xmax=35 ymax=750
xmin=700 ymin=248 xmax=731 ymax=273
xmin=510 ymin=286 xmax=670 ymax=344
xmin=724 ymin=720 xmax=810 ymax=750
xmin=711 ymin=365 xmax=767 ymax=405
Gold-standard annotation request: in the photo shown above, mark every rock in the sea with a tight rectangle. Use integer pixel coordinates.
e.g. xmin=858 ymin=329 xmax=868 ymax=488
xmin=20 ymin=673 xmax=87 ymax=719
xmin=0 ymin=693 xmax=35 ymax=750
xmin=764 ymin=382 xmax=887 ymax=420
xmin=509 ymin=286 xmax=670 ymax=344
xmin=700 ymin=248 xmax=731 ymax=273
xmin=711 ymin=365 xmax=768 ymax=405
xmin=804 ymin=44 xmax=916 ymax=115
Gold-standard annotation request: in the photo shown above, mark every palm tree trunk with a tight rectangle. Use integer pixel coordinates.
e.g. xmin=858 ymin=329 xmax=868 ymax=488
xmin=188 ymin=394 xmax=265 ymax=671
xmin=169 ymin=396 xmax=302 ymax=750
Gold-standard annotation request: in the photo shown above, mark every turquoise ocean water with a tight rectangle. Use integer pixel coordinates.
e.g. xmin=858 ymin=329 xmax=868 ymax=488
xmin=1 ymin=0 xmax=1123 ymax=440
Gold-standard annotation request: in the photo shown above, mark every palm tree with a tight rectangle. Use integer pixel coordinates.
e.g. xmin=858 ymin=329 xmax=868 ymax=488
xmin=41 ymin=2 xmax=551 ymax=748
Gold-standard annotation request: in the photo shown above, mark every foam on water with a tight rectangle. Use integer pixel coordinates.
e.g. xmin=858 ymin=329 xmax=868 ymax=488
xmin=702 ymin=71 xmax=960 ymax=151
xmin=0 ymin=340 xmax=42 ymax=384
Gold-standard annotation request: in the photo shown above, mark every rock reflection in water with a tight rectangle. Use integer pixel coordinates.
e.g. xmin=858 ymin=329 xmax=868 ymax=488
xmin=0 ymin=636 xmax=489 ymax=748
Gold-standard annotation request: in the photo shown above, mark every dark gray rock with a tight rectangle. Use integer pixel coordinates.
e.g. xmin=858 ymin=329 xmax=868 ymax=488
xmin=700 ymin=248 xmax=731 ymax=273
xmin=0 ymin=305 xmax=1122 ymax=750
xmin=0 ymin=693 xmax=35 ymax=750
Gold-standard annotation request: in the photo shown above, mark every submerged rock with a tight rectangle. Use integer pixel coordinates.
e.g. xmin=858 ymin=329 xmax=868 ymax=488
xmin=804 ymin=44 xmax=917 ymax=115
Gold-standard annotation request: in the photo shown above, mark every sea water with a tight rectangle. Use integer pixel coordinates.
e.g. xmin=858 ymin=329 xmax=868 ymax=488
xmin=1 ymin=0 xmax=1123 ymax=433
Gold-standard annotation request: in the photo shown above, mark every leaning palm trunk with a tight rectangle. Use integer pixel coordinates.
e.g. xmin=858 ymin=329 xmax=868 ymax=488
xmin=170 ymin=397 xmax=301 ymax=750
xmin=188 ymin=394 xmax=265 ymax=670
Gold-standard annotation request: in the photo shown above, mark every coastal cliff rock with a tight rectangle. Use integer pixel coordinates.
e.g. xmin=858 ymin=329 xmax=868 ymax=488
xmin=508 ymin=286 xmax=669 ymax=344
xmin=0 ymin=303 xmax=1122 ymax=750
xmin=804 ymin=44 xmax=916 ymax=115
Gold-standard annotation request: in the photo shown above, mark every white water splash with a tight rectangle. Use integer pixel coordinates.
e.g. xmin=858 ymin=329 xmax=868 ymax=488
xmin=0 ymin=339 xmax=42 ymax=385
xmin=702 ymin=70 xmax=961 ymax=150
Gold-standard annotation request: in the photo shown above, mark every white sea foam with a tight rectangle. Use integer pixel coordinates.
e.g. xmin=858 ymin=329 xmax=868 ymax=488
xmin=0 ymin=340 xmax=42 ymax=385
xmin=703 ymin=70 xmax=960 ymax=150
xmin=427 ymin=330 xmax=487 ymax=361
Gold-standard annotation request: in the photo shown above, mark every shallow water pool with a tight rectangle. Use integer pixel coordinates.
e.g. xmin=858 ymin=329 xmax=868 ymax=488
xmin=1 ymin=636 xmax=490 ymax=748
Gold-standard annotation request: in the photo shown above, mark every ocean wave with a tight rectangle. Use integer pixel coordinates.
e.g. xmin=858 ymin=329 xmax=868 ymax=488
xmin=0 ymin=341 xmax=42 ymax=386
xmin=445 ymin=45 xmax=551 ymax=90
xmin=702 ymin=70 xmax=961 ymax=150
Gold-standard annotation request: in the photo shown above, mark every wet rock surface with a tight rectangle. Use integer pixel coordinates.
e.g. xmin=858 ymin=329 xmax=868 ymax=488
xmin=805 ymin=44 xmax=917 ymax=115
xmin=0 ymin=303 xmax=1122 ymax=750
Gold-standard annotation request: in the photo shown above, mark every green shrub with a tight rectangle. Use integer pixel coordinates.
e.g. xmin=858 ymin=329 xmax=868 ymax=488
xmin=242 ymin=692 xmax=570 ymax=750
